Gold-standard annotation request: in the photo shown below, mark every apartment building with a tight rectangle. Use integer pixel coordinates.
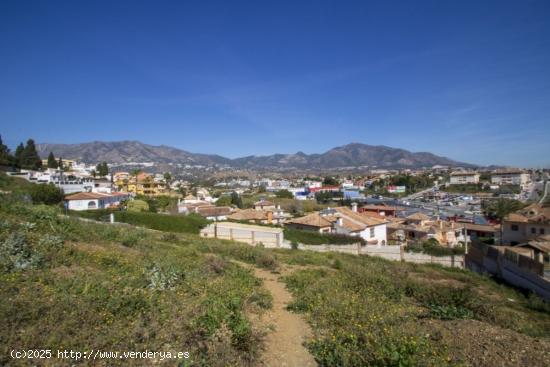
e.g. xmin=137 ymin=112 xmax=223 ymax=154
xmin=449 ymin=171 xmax=480 ymax=185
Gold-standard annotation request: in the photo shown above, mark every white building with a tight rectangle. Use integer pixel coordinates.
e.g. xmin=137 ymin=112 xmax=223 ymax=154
xmin=449 ymin=171 xmax=480 ymax=185
xmin=285 ymin=206 xmax=388 ymax=246
xmin=330 ymin=207 xmax=388 ymax=245
xmin=200 ymin=222 xmax=284 ymax=248
xmin=65 ymin=192 xmax=129 ymax=211
xmin=491 ymin=170 xmax=530 ymax=187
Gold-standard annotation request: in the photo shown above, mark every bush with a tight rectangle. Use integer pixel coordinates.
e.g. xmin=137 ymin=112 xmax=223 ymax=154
xmin=206 ymin=255 xmax=229 ymax=274
xmin=275 ymin=189 xmax=294 ymax=199
xmin=127 ymin=199 xmax=149 ymax=212
xmin=284 ymin=228 xmax=364 ymax=246
xmin=248 ymin=288 xmax=273 ymax=309
xmin=0 ymin=231 xmax=42 ymax=272
xmin=405 ymin=282 xmax=484 ymax=320
xmin=120 ymin=231 xmax=141 ymax=247
xmin=29 ymin=183 xmax=64 ymax=205
xmin=146 ymin=264 xmax=182 ymax=290
xmin=406 ymin=239 xmax=464 ymax=256
xmin=526 ymin=293 xmax=550 ymax=313
xmin=254 ymin=251 xmax=278 ymax=270
xmin=114 ymin=212 xmax=208 ymax=234
xmin=161 ymin=232 xmax=179 ymax=243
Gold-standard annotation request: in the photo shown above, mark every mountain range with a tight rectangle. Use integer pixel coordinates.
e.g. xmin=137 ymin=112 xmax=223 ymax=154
xmin=37 ymin=141 xmax=474 ymax=169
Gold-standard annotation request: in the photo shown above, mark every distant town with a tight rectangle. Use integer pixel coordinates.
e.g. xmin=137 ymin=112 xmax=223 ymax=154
xmin=1 ymin=135 xmax=549 ymax=301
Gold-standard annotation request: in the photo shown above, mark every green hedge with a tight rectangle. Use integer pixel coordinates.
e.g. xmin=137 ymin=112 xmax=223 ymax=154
xmin=406 ymin=239 xmax=465 ymax=256
xmin=70 ymin=209 xmax=208 ymax=234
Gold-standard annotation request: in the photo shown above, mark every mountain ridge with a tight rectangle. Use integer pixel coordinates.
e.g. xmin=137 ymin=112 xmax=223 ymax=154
xmin=37 ymin=140 xmax=475 ymax=169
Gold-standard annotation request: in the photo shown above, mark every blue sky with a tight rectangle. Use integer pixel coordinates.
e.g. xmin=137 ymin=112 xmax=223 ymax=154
xmin=1 ymin=0 xmax=549 ymax=167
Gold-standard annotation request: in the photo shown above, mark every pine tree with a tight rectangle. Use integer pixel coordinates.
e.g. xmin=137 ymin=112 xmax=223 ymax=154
xmin=14 ymin=143 xmax=25 ymax=168
xmin=0 ymin=135 xmax=12 ymax=166
xmin=47 ymin=152 xmax=58 ymax=169
xmin=96 ymin=161 xmax=109 ymax=176
xmin=21 ymin=139 xmax=42 ymax=170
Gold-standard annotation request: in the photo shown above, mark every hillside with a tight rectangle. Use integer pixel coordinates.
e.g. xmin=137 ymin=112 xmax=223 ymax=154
xmin=1 ymin=174 xmax=549 ymax=366
xmin=37 ymin=141 xmax=473 ymax=169
xmin=37 ymin=140 xmax=231 ymax=166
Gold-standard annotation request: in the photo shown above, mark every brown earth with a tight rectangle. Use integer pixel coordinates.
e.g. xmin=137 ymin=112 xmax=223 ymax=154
xmin=240 ymin=263 xmax=317 ymax=367
xmin=418 ymin=319 xmax=550 ymax=367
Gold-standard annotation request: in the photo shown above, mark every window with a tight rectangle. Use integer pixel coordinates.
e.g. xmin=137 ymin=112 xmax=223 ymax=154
xmin=541 ymin=228 xmax=545 ymax=235
xmin=511 ymin=224 xmax=519 ymax=231
xmin=531 ymin=227 xmax=537 ymax=234
xmin=370 ymin=228 xmax=375 ymax=238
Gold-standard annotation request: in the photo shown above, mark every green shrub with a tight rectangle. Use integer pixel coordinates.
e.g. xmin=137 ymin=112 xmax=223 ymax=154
xmin=120 ymin=231 xmax=141 ymax=247
xmin=115 ymin=212 xmax=208 ymax=234
xmin=146 ymin=264 xmax=182 ymax=290
xmin=29 ymin=183 xmax=64 ymax=205
xmin=526 ymin=293 xmax=550 ymax=313
xmin=38 ymin=234 xmax=64 ymax=250
xmin=405 ymin=282 xmax=483 ymax=320
xmin=206 ymin=255 xmax=229 ymax=274
xmin=406 ymin=240 xmax=464 ymax=256
xmin=161 ymin=232 xmax=179 ymax=243
xmin=248 ymin=288 xmax=273 ymax=309
xmin=284 ymin=228 xmax=365 ymax=246
xmin=254 ymin=251 xmax=278 ymax=270
xmin=127 ymin=199 xmax=149 ymax=212
xmin=0 ymin=231 xmax=42 ymax=272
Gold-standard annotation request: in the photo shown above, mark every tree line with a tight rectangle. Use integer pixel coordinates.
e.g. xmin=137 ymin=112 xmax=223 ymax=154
xmin=1 ymin=135 xmax=43 ymax=170
xmin=1 ymin=134 xmax=110 ymax=176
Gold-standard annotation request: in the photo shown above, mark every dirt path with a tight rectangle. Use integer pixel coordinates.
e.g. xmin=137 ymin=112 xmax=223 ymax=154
xmin=244 ymin=264 xmax=317 ymax=367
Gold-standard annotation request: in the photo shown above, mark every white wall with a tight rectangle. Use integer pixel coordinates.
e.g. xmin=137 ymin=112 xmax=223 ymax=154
xmin=68 ymin=199 xmax=99 ymax=211
xmin=359 ymin=224 xmax=387 ymax=245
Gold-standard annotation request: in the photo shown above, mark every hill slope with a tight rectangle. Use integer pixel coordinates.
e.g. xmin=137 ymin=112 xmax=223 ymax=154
xmin=37 ymin=140 xmax=231 ymax=166
xmin=37 ymin=141 xmax=473 ymax=169
xmin=232 ymin=143 xmax=469 ymax=169
xmin=1 ymin=174 xmax=549 ymax=366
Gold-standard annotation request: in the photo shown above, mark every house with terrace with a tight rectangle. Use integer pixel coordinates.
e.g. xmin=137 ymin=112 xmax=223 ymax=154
xmin=387 ymin=212 xmax=464 ymax=247
xmin=502 ymin=203 xmax=550 ymax=245
xmin=285 ymin=206 xmax=389 ymax=245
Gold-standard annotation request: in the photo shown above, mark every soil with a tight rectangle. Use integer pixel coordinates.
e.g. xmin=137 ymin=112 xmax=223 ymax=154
xmin=418 ymin=319 xmax=550 ymax=367
xmin=242 ymin=263 xmax=317 ymax=367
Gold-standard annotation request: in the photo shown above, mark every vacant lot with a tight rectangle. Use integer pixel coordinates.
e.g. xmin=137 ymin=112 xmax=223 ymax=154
xmin=1 ymin=175 xmax=549 ymax=366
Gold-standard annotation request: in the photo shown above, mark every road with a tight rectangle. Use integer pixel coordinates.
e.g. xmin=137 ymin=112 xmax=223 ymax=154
xmin=540 ymin=181 xmax=550 ymax=204
xmin=401 ymin=184 xmax=442 ymax=201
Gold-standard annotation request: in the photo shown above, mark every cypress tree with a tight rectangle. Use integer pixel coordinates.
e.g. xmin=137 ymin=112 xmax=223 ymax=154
xmin=47 ymin=152 xmax=58 ymax=169
xmin=58 ymin=157 xmax=63 ymax=171
xmin=21 ymin=139 xmax=42 ymax=170
xmin=14 ymin=143 xmax=25 ymax=168
xmin=0 ymin=135 xmax=11 ymax=166
xmin=96 ymin=161 xmax=108 ymax=176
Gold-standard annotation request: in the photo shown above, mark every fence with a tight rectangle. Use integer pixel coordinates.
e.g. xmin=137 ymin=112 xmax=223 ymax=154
xmin=466 ymin=242 xmax=550 ymax=301
xmin=280 ymin=241 xmax=464 ymax=268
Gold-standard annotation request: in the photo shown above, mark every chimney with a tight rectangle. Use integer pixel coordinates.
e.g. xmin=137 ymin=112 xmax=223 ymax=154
xmin=351 ymin=202 xmax=358 ymax=212
xmin=337 ymin=217 xmax=344 ymax=226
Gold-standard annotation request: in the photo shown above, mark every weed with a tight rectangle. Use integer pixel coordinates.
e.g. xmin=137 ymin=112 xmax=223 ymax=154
xmin=146 ymin=264 xmax=182 ymax=290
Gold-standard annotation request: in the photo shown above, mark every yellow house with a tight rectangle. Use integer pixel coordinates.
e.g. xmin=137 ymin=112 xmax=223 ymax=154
xmin=115 ymin=172 xmax=166 ymax=196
